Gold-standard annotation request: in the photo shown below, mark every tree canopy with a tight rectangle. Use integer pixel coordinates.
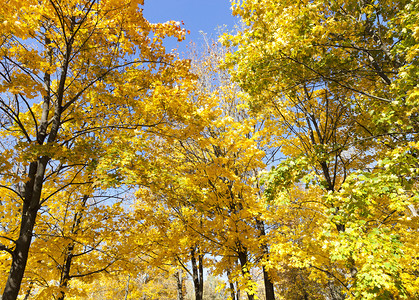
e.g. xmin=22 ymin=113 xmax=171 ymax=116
xmin=0 ymin=0 xmax=418 ymax=299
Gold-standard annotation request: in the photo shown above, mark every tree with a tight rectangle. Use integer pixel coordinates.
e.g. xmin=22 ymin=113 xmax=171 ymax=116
xmin=0 ymin=1 xmax=193 ymax=299
xmin=225 ymin=0 xmax=419 ymax=298
xmin=20 ymin=190 xmax=131 ymax=300
xmin=131 ymin=36 xmax=278 ymax=300
xmin=70 ymin=270 xmax=179 ymax=299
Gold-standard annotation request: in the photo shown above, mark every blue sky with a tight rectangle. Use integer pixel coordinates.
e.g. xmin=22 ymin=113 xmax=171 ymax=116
xmin=142 ymin=0 xmax=238 ymax=55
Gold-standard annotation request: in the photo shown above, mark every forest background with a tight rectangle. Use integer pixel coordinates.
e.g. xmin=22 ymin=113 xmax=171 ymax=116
xmin=0 ymin=0 xmax=418 ymax=299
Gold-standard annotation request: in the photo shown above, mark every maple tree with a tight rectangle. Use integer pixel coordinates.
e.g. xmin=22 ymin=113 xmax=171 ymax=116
xmin=0 ymin=0 xmax=193 ymax=299
xmin=67 ymin=270 xmax=180 ymax=300
xmin=132 ymin=37 xmax=279 ymax=300
xmin=19 ymin=191 xmax=132 ymax=300
xmin=225 ymin=0 xmax=419 ymax=299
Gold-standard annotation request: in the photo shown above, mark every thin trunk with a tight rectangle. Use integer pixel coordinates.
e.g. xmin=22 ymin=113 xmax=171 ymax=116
xmin=238 ymin=249 xmax=254 ymax=300
xmin=256 ymin=219 xmax=275 ymax=300
xmin=227 ymin=269 xmax=236 ymax=300
xmin=176 ymin=269 xmax=184 ymax=300
xmin=191 ymin=247 xmax=204 ymax=300
xmin=22 ymin=281 xmax=33 ymax=300
xmin=198 ymin=253 xmax=204 ymax=299
xmin=57 ymin=195 xmax=89 ymax=300
xmin=124 ymin=275 xmax=130 ymax=300
xmin=57 ymin=245 xmax=74 ymax=300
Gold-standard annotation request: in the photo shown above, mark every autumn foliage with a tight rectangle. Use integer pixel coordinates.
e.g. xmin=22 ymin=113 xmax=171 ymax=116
xmin=0 ymin=0 xmax=418 ymax=300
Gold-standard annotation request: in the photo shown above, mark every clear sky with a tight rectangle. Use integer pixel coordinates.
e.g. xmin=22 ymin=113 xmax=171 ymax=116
xmin=142 ymin=0 xmax=238 ymax=55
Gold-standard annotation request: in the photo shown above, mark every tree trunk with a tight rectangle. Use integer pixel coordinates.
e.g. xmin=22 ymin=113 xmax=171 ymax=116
xmin=176 ymin=269 xmax=184 ymax=300
xmin=198 ymin=253 xmax=204 ymax=299
xmin=262 ymin=266 xmax=275 ymax=300
xmin=191 ymin=247 xmax=204 ymax=300
xmin=256 ymin=219 xmax=275 ymax=300
xmin=124 ymin=275 xmax=130 ymax=300
xmin=56 ymin=195 xmax=88 ymax=300
xmin=2 ymin=158 xmax=49 ymax=300
xmin=227 ymin=268 xmax=237 ymax=300
xmin=56 ymin=244 xmax=74 ymax=300
xmin=22 ymin=281 xmax=33 ymax=300
xmin=2 ymin=210 xmax=38 ymax=300
xmin=238 ymin=249 xmax=254 ymax=300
